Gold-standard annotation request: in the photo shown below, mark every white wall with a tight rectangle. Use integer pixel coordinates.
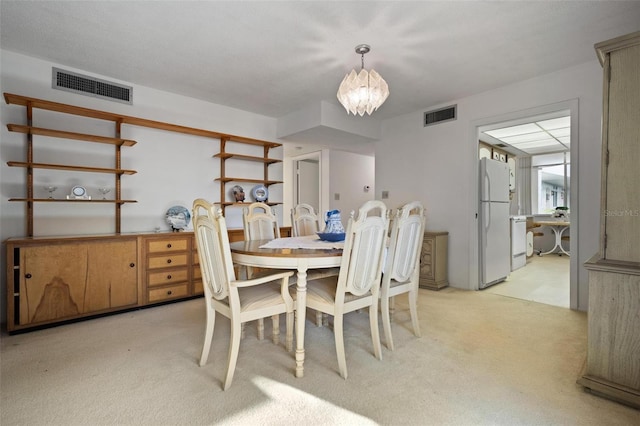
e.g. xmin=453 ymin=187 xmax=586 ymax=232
xmin=328 ymin=150 xmax=375 ymax=219
xmin=0 ymin=50 xmax=283 ymax=238
xmin=375 ymin=61 xmax=603 ymax=311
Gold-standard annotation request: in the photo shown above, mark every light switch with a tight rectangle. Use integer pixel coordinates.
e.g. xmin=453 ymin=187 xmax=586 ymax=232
xmin=334 ymin=193 xmax=340 ymax=200
xmin=382 ymin=191 xmax=389 ymax=199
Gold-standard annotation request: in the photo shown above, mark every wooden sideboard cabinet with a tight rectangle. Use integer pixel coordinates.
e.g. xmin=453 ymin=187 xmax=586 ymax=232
xmin=576 ymin=31 xmax=640 ymax=409
xmin=5 ymin=232 xmax=209 ymax=333
xmin=419 ymin=231 xmax=449 ymax=290
xmin=5 ymin=235 xmax=140 ymax=332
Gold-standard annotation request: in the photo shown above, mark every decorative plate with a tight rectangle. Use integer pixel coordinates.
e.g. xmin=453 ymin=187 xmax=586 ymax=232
xmin=252 ymin=184 xmax=268 ymax=202
xmin=71 ymin=185 xmax=86 ymax=197
xmin=166 ymin=205 xmax=191 ymax=230
xmin=67 ymin=185 xmax=91 ymax=199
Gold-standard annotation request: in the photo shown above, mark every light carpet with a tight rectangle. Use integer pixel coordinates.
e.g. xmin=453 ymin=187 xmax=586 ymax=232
xmin=1 ymin=288 xmax=639 ymax=425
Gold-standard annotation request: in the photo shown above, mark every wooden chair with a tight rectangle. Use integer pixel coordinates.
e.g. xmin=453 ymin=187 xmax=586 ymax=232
xmin=291 ymin=203 xmax=322 ymax=236
xmin=305 ymin=200 xmax=390 ymax=378
xmin=192 ymin=199 xmax=294 ymax=390
xmin=380 ymin=201 xmax=425 ymax=351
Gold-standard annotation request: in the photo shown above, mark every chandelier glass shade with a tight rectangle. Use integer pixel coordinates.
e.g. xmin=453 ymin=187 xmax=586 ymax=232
xmin=337 ymin=45 xmax=389 ymax=116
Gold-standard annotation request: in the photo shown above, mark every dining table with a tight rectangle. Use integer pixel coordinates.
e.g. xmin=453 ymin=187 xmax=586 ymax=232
xmin=229 ymin=236 xmax=343 ymax=378
xmin=534 ymin=220 xmax=570 ymax=256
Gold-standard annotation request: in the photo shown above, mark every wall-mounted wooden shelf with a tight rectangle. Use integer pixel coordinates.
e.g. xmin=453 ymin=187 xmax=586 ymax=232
xmin=214 ymin=152 xmax=282 ymax=164
xmin=7 ymin=161 xmax=137 ymax=175
xmin=215 ymin=177 xmax=283 ymax=185
xmin=7 ymin=124 xmax=137 ymax=146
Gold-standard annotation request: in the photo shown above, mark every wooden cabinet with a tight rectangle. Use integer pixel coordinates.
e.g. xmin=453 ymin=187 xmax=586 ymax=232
xmin=577 ymin=31 xmax=640 ymax=409
xmin=5 ymin=232 xmax=212 ymax=332
xmin=5 ymin=236 xmax=139 ymax=331
xmin=419 ymin=231 xmax=448 ymax=290
xmin=215 ymin=137 xmax=283 ymax=215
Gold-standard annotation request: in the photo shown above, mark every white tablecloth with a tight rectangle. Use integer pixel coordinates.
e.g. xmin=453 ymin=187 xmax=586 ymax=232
xmin=259 ymin=235 xmax=345 ymax=250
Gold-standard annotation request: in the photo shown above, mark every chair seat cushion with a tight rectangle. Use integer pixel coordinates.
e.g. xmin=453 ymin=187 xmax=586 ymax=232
xmin=239 ymin=283 xmax=289 ymax=312
xmin=305 ymin=277 xmax=370 ymax=305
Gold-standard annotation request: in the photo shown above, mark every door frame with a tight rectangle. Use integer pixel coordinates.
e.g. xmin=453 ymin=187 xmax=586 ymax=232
xmin=291 ymin=150 xmax=324 ymax=217
xmin=469 ymin=99 xmax=579 ymax=310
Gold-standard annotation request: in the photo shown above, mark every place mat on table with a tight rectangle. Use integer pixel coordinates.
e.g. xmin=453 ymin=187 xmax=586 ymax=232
xmin=259 ymin=235 xmax=344 ymax=250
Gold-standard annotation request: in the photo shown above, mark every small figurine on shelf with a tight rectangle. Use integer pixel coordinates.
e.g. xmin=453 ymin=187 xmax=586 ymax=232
xmin=232 ymin=185 xmax=245 ymax=202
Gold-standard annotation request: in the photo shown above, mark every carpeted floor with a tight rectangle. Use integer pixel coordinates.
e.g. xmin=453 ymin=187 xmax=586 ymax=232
xmin=1 ymin=288 xmax=639 ymax=425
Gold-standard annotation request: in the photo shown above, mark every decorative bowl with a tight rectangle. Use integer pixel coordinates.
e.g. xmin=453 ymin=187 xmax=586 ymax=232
xmin=317 ymin=232 xmax=346 ymax=242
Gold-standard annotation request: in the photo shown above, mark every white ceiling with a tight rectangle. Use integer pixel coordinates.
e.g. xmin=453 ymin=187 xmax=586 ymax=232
xmin=2 ymin=1 xmax=640 ymax=148
xmin=483 ymin=115 xmax=570 ymax=156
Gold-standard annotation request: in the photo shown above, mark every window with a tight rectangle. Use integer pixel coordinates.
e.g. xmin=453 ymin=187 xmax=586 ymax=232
xmin=533 ymin=152 xmax=570 ymax=214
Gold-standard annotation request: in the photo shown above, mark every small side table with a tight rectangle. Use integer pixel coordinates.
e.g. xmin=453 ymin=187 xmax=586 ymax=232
xmin=419 ymin=231 xmax=449 ymax=290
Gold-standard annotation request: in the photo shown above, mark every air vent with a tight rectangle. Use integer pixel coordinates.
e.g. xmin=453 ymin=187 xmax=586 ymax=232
xmin=52 ymin=68 xmax=132 ymax=104
xmin=424 ymin=105 xmax=456 ymax=127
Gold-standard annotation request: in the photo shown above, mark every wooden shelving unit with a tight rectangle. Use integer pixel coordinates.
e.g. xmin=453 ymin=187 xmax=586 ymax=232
xmin=214 ymin=136 xmax=283 ymax=214
xmin=5 ymin=94 xmax=139 ymax=236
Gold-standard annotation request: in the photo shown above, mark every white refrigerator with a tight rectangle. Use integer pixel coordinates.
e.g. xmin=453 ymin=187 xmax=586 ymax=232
xmin=479 ymin=158 xmax=511 ymax=289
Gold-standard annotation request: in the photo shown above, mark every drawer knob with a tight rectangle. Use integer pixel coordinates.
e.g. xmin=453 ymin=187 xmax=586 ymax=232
xmin=167 ymin=259 xmax=172 ymax=264
xmin=167 ymin=243 xmax=172 ymax=248
xmin=167 ymin=275 xmax=172 ymax=279
xmin=167 ymin=290 xmax=173 ymax=295
xmin=130 ymin=263 xmax=135 ymax=268
xmin=25 ymin=273 xmax=32 ymax=279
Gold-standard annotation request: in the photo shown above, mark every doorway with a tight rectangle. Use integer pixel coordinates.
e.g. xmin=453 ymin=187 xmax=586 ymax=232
xmin=292 ymin=151 xmax=321 ymax=215
xmin=471 ymin=100 xmax=578 ymax=310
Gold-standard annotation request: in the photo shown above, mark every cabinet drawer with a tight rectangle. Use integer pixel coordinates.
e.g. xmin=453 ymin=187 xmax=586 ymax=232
xmin=147 ymin=238 xmax=189 ymax=254
xmin=148 ymin=284 xmax=189 ymax=303
xmin=147 ymin=254 xmax=188 ymax=269
xmin=148 ymin=268 xmax=189 ymax=287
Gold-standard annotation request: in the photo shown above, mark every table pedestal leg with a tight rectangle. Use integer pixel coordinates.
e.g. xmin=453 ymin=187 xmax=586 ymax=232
xmin=295 ymin=262 xmax=308 ymax=378
xmin=539 ymin=226 xmax=570 ymax=256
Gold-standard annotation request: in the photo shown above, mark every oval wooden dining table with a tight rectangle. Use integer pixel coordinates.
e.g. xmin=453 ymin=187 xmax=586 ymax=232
xmin=229 ymin=239 xmax=343 ymax=378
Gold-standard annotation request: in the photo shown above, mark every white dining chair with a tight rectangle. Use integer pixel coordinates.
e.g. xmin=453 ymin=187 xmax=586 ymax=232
xmin=380 ymin=201 xmax=425 ymax=351
xmin=291 ymin=203 xmax=322 ymax=236
xmin=242 ymin=202 xmax=283 ymax=339
xmin=243 ymin=202 xmax=281 ymax=240
xmin=192 ymin=199 xmax=294 ymax=390
xmin=305 ymin=200 xmax=390 ymax=379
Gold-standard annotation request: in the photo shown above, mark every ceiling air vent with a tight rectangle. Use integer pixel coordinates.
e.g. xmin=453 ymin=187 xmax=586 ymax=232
xmin=52 ymin=67 xmax=133 ymax=105
xmin=424 ymin=105 xmax=456 ymax=127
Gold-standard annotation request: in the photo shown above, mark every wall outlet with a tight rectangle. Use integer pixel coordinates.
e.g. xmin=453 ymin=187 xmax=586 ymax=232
xmin=382 ymin=190 xmax=389 ymax=199
xmin=334 ymin=193 xmax=340 ymax=200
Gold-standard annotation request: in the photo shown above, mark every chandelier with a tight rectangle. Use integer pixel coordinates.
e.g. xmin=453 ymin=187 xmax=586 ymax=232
xmin=337 ymin=44 xmax=389 ymax=116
